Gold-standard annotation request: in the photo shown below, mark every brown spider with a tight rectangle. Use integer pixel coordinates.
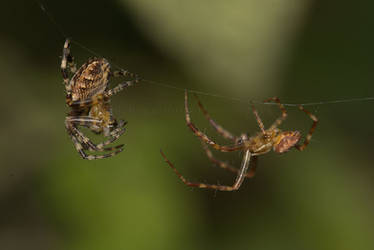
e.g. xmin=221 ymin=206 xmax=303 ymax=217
xmin=61 ymin=39 xmax=141 ymax=160
xmin=160 ymin=90 xmax=318 ymax=191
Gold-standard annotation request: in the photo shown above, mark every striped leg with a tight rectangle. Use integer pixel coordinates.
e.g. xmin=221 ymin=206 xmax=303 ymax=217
xmin=105 ymin=69 xmax=141 ymax=97
xmin=71 ymin=124 xmax=125 ymax=152
xmin=66 ymin=124 xmax=124 ymax=160
xmin=202 ymin=142 xmax=257 ymax=178
xmin=61 ymin=38 xmax=77 ymax=94
xmin=66 ymin=93 xmax=105 ymax=107
xmin=263 ymin=97 xmax=287 ymax=130
xmin=95 ymin=120 xmax=127 ymax=150
xmin=65 ymin=117 xmax=126 ymax=152
xmin=251 ymin=103 xmax=266 ymax=135
xmin=192 ymin=93 xmax=236 ymax=141
xmin=160 ymin=149 xmax=252 ymax=191
xmin=106 ymin=78 xmax=141 ymax=97
xmin=72 ymin=126 xmax=124 ymax=152
xmin=185 ymin=91 xmax=243 ymax=152
xmin=65 ymin=120 xmax=124 ymax=160
xmin=295 ymin=105 xmax=318 ymax=151
xmin=112 ymin=69 xmax=139 ymax=79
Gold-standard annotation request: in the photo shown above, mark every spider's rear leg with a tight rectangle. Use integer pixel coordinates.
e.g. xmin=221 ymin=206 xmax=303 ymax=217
xmin=295 ymin=105 xmax=318 ymax=151
xmin=66 ymin=117 xmax=125 ymax=152
xmin=192 ymin=93 xmax=236 ymax=141
xmin=201 ymin=142 xmax=257 ymax=178
xmin=66 ymin=124 xmax=123 ymax=160
xmin=160 ymin=149 xmax=252 ymax=191
xmin=72 ymin=126 xmax=125 ymax=152
xmin=71 ymin=134 xmax=124 ymax=160
xmin=185 ymin=91 xmax=242 ymax=152
xmin=95 ymin=120 xmax=127 ymax=150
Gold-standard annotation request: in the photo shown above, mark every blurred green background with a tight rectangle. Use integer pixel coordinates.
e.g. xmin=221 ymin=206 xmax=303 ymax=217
xmin=1 ymin=0 xmax=374 ymax=249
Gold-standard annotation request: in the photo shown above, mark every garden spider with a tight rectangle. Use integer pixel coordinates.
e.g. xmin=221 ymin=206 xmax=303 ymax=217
xmin=62 ymin=39 xmax=141 ymax=160
xmin=160 ymin=90 xmax=318 ymax=191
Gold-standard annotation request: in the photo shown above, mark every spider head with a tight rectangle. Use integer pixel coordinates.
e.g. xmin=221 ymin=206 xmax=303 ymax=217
xmin=236 ymin=133 xmax=249 ymax=145
xmin=273 ymin=131 xmax=301 ymax=154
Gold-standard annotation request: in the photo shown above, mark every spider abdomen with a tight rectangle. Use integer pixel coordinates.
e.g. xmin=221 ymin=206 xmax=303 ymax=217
xmin=273 ymin=131 xmax=301 ymax=154
xmin=71 ymin=58 xmax=110 ymax=101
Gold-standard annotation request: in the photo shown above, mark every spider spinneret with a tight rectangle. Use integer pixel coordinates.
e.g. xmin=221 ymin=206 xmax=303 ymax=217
xmin=61 ymin=39 xmax=141 ymax=160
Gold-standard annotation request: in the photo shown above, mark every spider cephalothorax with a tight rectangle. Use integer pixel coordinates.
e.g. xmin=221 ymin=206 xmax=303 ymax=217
xmin=61 ymin=39 xmax=141 ymax=160
xmin=161 ymin=91 xmax=318 ymax=191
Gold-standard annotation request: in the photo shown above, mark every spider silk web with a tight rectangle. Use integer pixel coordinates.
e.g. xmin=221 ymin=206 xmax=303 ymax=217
xmin=36 ymin=0 xmax=374 ymax=108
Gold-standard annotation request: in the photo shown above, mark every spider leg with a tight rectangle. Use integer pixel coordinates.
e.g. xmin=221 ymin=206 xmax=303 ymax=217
xmin=71 ymin=124 xmax=125 ymax=152
xmin=66 ymin=116 xmax=102 ymax=127
xmin=185 ymin=90 xmax=243 ymax=152
xmin=192 ymin=93 xmax=236 ymax=141
xmin=105 ymin=69 xmax=142 ymax=97
xmin=112 ymin=69 xmax=139 ymax=79
xmin=95 ymin=120 xmax=127 ymax=150
xmin=250 ymin=103 xmax=266 ymax=135
xmin=70 ymin=132 xmax=124 ymax=160
xmin=263 ymin=97 xmax=287 ymax=130
xmin=295 ymin=105 xmax=318 ymax=151
xmin=202 ymin=142 xmax=257 ymax=178
xmin=67 ymin=94 xmax=106 ymax=107
xmin=61 ymin=39 xmax=77 ymax=94
xmin=105 ymin=79 xmax=141 ymax=97
xmin=160 ymin=149 xmax=251 ymax=191
xmin=66 ymin=117 xmax=126 ymax=151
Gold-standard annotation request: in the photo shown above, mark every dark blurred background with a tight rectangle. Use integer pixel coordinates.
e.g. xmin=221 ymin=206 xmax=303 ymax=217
xmin=1 ymin=1 xmax=374 ymax=249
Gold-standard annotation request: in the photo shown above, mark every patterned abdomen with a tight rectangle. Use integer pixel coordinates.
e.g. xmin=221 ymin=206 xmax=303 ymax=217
xmin=70 ymin=58 xmax=110 ymax=101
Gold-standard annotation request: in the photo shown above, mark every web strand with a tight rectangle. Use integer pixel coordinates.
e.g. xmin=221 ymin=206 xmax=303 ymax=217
xmin=37 ymin=0 xmax=374 ymax=108
xmin=143 ymin=79 xmax=374 ymax=107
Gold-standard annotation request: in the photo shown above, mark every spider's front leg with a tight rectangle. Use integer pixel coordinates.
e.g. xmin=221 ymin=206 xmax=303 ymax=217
xmin=295 ymin=105 xmax=318 ymax=151
xmin=105 ymin=69 xmax=142 ymax=97
xmin=61 ymin=39 xmax=77 ymax=94
xmin=263 ymin=97 xmax=287 ymax=130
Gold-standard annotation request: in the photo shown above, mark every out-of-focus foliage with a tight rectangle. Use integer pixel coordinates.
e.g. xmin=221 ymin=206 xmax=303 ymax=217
xmin=0 ymin=1 xmax=373 ymax=250
xmin=123 ymin=0 xmax=312 ymax=96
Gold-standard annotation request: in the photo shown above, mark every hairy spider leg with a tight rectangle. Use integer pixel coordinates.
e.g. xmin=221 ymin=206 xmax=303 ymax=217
xmin=192 ymin=93 xmax=237 ymax=141
xmin=263 ymin=97 xmax=288 ymax=130
xmin=185 ymin=90 xmax=243 ymax=152
xmin=61 ymin=39 xmax=77 ymax=94
xmin=65 ymin=117 xmax=125 ymax=152
xmin=68 ymin=131 xmax=124 ymax=160
xmin=71 ymin=122 xmax=126 ymax=151
xmin=160 ymin=149 xmax=252 ymax=191
xmin=201 ymin=142 xmax=257 ymax=178
xmin=105 ymin=79 xmax=141 ymax=97
xmin=250 ymin=103 xmax=266 ymax=135
xmin=295 ymin=105 xmax=319 ymax=151
xmin=112 ymin=69 xmax=139 ymax=79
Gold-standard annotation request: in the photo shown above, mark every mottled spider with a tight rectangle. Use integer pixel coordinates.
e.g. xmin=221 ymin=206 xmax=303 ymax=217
xmin=161 ymin=90 xmax=318 ymax=191
xmin=61 ymin=39 xmax=141 ymax=160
